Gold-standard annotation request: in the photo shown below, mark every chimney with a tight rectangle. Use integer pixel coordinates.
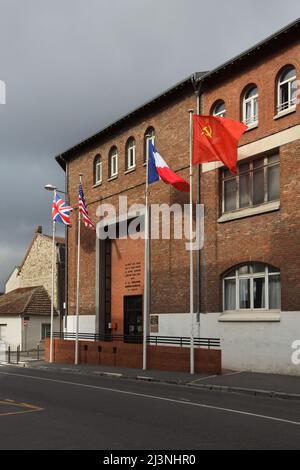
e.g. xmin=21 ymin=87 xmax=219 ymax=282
xmin=35 ymin=225 xmax=42 ymax=234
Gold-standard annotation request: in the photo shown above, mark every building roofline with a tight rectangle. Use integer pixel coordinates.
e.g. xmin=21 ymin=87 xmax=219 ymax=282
xmin=56 ymin=16 xmax=300 ymax=169
xmin=17 ymin=231 xmax=65 ymax=276
xmin=55 ymin=73 xmax=204 ymax=169
xmin=197 ymin=16 xmax=300 ymax=84
xmin=4 ymin=266 xmax=20 ymax=287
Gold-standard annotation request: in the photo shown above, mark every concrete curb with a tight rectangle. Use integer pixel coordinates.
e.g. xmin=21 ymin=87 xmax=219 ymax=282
xmin=2 ymin=363 xmax=300 ymax=401
xmin=187 ymin=382 xmax=300 ymax=401
xmin=31 ymin=366 xmax=183 ymax=385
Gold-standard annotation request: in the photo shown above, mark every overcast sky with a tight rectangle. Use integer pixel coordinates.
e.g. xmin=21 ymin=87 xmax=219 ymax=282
xmin=0 ymin=0 xmax=299 ymax=290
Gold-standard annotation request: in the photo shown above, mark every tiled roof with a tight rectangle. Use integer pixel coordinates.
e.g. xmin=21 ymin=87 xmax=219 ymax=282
xmin=0 ymin=286 xmax=57 ymax=317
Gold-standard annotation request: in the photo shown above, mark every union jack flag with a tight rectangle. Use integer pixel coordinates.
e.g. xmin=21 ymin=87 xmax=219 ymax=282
xmin=79 ymin=183 xmax=95 ymax=231
xmin=52 ymin=193 xmax=73 ymax=225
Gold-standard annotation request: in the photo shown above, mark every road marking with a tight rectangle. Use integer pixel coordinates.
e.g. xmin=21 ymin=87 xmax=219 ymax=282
xmin=0 ymin=409 xmax=42 ymax=417
xmin=0 ymin=370 xmax=299 ymax=427
xmin=0 ymin=399 xmax=43 ymax=417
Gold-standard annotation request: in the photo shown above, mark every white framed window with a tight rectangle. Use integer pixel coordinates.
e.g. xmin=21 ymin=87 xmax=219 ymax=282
xmin=94 ymin=155 xmax=102 ymax=185
xmin=277 ymin=66 xmax=297 ymax=113
xmin=144 ymin=127 xmax=155 ymax=164
xmin=222 ymin=153 xmax=279 ymax=214
xmin=223 ymin=263 xmax=280 ymax=311
xmin=212 ymin=100 xmax=226 ymax=117
xmin=109 ymin=147 xmax=118 ymax=178
xmin=126 ymin=137 xmax=136 ymax=171
xmin=41 ymin=323 xmax=51 ymax=340
xmin=243 ymin=85 xmax=258 ymax=126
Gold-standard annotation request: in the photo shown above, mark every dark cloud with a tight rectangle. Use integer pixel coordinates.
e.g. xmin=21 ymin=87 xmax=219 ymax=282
xmin=0 ymin=0 xmax=299 ymax=289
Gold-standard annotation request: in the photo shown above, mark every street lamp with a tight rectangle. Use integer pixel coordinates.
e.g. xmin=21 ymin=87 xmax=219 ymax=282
xmin=44 ymin=184 xmax=66 ymax=195
xmin=44 ymin=183 xmax=70 ymax=363
xmin=44 ymin=184 xmax=57 ymax=192
xmin=44 ymin=184 xmax=59 ymax=363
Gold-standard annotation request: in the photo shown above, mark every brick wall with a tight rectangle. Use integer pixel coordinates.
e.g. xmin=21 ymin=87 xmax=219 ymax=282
xmin=202 ymin=39 xmax=300 ymax=145
xmin=67 ymin=89 xmax=197 ymax=319
xmin=65 ymin=31 xmax=300 ymax=324
xmin=200 ymin=36 xmax=300 ymax=313
xmin=45 ymin=338 xmax=221 ymax=374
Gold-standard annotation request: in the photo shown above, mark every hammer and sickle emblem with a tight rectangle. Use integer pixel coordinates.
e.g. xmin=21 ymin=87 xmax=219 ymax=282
xmin=202 ymin=125 xmax=213 ymax=138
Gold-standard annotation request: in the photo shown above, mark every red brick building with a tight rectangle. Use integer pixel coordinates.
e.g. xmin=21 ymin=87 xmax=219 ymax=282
xmin=56 ymin=18 xmax=300 ymax=374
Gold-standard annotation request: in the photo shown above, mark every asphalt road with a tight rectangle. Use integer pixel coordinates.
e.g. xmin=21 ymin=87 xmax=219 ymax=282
xmin=0 ymin=365 xmax=299 ymax=450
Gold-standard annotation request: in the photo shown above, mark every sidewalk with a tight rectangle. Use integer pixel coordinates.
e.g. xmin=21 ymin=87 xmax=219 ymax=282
xmin=13 ymin=360 xmax=300 ymax=400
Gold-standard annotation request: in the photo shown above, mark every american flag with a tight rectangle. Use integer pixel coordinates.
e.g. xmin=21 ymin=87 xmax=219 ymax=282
xmin=79 ymin=183 xmax=96 ymax=230
xmin=52 ymin=193 xmax=73 ymax=225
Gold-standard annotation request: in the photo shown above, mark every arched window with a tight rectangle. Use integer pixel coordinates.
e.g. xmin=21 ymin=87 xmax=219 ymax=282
xmin=144 ymin=127 xmax=155 ymax=164
xmin=212 ymin=100 xmax=226 ymax=117
xmin=94 ymin=154 xmax=102 ymax=185
xmin=125 ymin=137 xmax=136 ymax=171
xmin=242 ymin=85 xmax=258 ymax=126
xmin=277 ymin=66 xmax=297 ymax=113
xmin=108 ymin=146 xmax=118 ymax=179
xmin=223 ymin=263 xmax=280 ymax=311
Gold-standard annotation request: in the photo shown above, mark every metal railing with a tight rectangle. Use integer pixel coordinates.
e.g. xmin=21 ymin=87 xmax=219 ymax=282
xmin=52 ymin=332 xmax=220 ymax=349
xmin=1 ymin=346 xmax=45 ymax=364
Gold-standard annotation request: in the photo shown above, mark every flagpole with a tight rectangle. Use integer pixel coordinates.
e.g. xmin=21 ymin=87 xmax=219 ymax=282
xmin=50 ymin=190 xmax=56 ymax=364
xmin=75 ymin=174 xmax=82 ymax=365
xmin=143 ymin=141 xmax=150 ymax=370
xmin=196 ymin=91 xmax=201 ymax=334
xmin=189 ymin=109 xmax=195 ymax=375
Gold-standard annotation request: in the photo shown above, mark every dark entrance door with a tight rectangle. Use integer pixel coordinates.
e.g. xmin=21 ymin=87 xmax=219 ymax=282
xmin=124 ymin=295 xmax=143 ymax=343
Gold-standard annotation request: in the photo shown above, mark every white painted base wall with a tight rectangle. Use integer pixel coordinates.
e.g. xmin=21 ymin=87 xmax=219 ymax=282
xmin=152 ymin=312 xmax=300 ymax=376
xmin=64 ymin=315 xmax=96 ymax=337
xmin=63 ymin=312 xmax=300 ymax=375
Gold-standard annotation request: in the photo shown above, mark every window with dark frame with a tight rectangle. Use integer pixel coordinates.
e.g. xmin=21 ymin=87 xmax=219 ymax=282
xmin=221 ymin=153 xmax=280 ymax=214
xmin=41 ymin=323 xmax=51 ymax=340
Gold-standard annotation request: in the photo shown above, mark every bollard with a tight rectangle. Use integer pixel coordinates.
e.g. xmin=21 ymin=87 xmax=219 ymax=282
xmin=8 ymin=346 xmax=10 ymax=364
xmin=17 ymin=346 xmax=20 ymax=364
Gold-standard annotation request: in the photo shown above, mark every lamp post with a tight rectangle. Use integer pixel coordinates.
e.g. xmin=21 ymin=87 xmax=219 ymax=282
xmin=44 ymin=184 xmax=66 ymax=363
xmin=44 ymin=184 xmax=66 ymax=195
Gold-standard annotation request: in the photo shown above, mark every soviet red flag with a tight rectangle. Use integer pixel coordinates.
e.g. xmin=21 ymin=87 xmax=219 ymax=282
xmin=193 ymin=115 xmax=247 ymax=173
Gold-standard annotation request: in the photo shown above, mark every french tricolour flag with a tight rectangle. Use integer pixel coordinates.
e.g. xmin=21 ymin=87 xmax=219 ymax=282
xmin=148 ymin=143 xmax=190 ymax=193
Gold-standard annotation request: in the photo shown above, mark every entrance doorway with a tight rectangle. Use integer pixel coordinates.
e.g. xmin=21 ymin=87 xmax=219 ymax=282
xmin=124 ymin=295 xmax=143 ymax=343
